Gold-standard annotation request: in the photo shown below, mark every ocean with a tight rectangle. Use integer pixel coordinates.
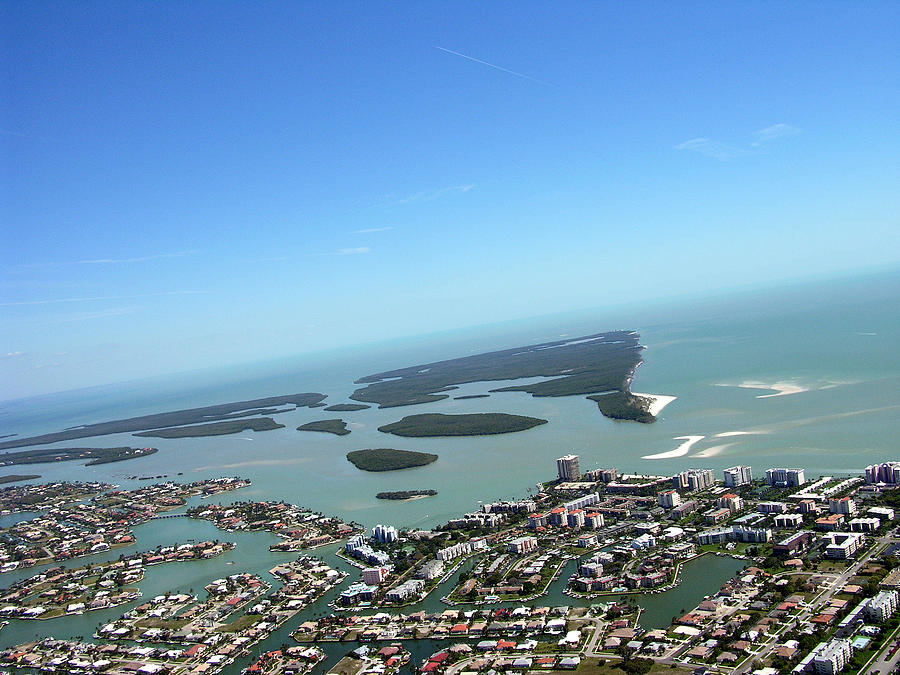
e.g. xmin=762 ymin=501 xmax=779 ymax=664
xmin=0 ymin=269 xmax=897 ymax=657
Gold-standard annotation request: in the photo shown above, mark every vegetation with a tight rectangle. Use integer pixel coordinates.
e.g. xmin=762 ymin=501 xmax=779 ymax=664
xmin=0 ymin=446 xmax=157 ymax=466
xmin=323 ymin=403 xmax=370 ymax=412
xmin=378 ymin=412 xmax=548 ymax=437
xmin=0 ymin=474 xmax=40 ymax=484
xmin=346 ymin=448 xmax=438 ymax=472
xmin=454 ymin=394 xmax=490 ymax=400
xmin=297 ymin=419 xmax=350 ymax=435
xmin=134 ymin=418 xmax=284 ymax=438
xmin=587 ymin=391 xmax=656 ymax=423
xmin=375 ymin=490 xmax=437 ymax=500
xmin=350 ymin=330 xmax=644 ymax=415
xmin=0 ymin=393 xmax=326 ymax=450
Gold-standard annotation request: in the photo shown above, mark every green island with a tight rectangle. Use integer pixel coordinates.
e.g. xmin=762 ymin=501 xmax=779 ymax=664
xmin=0 ymin=446 xmax=158 ymax=467
xmin=587 ymin=390 xmax=655 ymax=423
xmin=297 ymin=419 xmax=350 ymax=436
xmin=350 ymin=330 xmax=655 ymax=422
xmin=0 ymin=474 xmax=40 ymax=485
xmin=346 ymin=448 xmax=438 ymax=472
xmin=378 ymin=412 xmax=547 ymax=437
xmin=134 ymin=418 xmax=284 ymax=438
xmin=0 ymin=393 xmax=326 ymax=450
xmin=323 ymin=403 xmax=370 ymax=412
xmin=375 ymin=489 xmax=437 ymax=500
xmin=454 ymin=394 xmax=490 ymax=400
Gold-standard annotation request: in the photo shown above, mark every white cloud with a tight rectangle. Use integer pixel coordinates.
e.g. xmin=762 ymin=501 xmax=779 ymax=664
xmin=76 ymin=250 xmax=199 ymax=264
xmin=674 ymin=138 xmax=752 ymax=160
xmin=352 ymin=227 xmax=394 ymax=234
xmin=387 ymin=183 xmax=475 ymax=206
xmin=0 ymin=290 xmax=209 ymax=307
xmin=3 ymin=351 xmax=25 ymax=359
xmin=752 ymin=123 xmax=802 ymax=145
xmin=335 ymin=247 xmax=371 ymax=256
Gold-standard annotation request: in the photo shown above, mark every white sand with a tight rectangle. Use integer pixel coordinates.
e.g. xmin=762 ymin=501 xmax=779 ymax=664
xmin=632 ymin=392 xmax=678 ymax=416
xmin=714 ymin=430 xmax=764 ymax=438
xmin=731 ymin=380 xmax=809 ymax=398
xmin=642 ymin=435 xmax=705 ymax=460
xmin=691 ymin=442 xmax=737 ymax=458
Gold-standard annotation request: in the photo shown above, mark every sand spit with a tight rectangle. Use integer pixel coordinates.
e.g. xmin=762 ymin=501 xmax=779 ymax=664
xmin=642 ymin=435 xmax=705 ymax=460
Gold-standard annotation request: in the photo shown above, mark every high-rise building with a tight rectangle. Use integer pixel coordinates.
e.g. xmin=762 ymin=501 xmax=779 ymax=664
xmin=557 ymin=454 xmax=581 ymax=482
xmin=673 ymin=468 xmax=716 ymax=492
xmin=866 ymin=462 xmax=900 ymax=485
xmin=373 ymin=524 xmax=398 ymax=543
xmin=723 ymin=465 xmax=752 ymax=487
xmin=658 ymin=490 xmax=682 ymax=509
xmin=765 ymin=468 xmax=806 ymax=488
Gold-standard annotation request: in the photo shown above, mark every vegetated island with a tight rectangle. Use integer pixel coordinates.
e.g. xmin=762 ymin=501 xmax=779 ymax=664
xmin=134 ymin=418 xmax=284 ymax=438
xmin=297 ymin=419 xmax=350 ymax=436
xmin=376 ymin=490 xmax=437 ymax=500
xmin=378 ymin=412 xmax=548 ymax=437
xmin=349 ymin=329 xmax=657 ymax=422
xmin=454 ymin=394 xmax=490 ymax=400
xmin=323 ymin=403 xmax=371 ymax=412
xmin=0 ymin=446 xmax=158 ymax=467
xmin=346 ymin=449 xmax=438 ymax=472
xmin=587 ymin=391 xmax=655 ymax=423
xmin=0 ymin=393 xmax=325 ymax=450
xmin=0 ymin=474 xmax=41 ymax=485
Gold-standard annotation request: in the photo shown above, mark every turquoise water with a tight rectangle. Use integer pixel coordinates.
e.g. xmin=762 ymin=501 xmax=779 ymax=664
xmin=0 ymin=270 xmax=897 ymax=665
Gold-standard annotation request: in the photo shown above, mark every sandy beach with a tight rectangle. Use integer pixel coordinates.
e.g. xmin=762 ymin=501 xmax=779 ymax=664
xmin=633 ymin=392 xmax=678 ymax=416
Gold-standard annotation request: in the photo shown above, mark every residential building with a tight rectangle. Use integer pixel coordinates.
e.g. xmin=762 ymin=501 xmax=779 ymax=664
xmin=566 ymin=510 xmax=585 ymax=529
xmin=717 ymin=493 xmax=743 ymax=512
xmin=823 ymin=532 xmax=864 ymax=559
xmin=868 ymin=506 xmax=895 ymax=521
xmin=723 ymin=465 xmax=752 ymax=487
xmin=658 ymin=490 xmax=682 ymax=509
xmin=864 ymin=590 xmax=899 ymax=623
xmin=758 ymin=501 xmax=788 ymax=514
xmin=508 ymin=536 xmax=538 ymax=555
xmin=362 ymin=567 xmax=387 ymax=585
xmin=848 ymin=518 xmax=881 ymax=533
xmin=865 ymin=461 xmax=900 ymax=485
xmin=673 ymin=469 xmax=715 ymax=492
xmin=766 ymin=468 xmax=806 ymax=488
xmin=810 ymin=639 xmax=853 ymax=675
xmin=557 ymin=455 xmax=581 ymax=482
xmin=584 ymin=512 xmax=605 ymax=529
xmin=829 ymin=497 xmax=857 ymax=516
xmin=774 ymin=513 xmax=803 ymax=528
xmin=373 ymin=524 xmax=398 ymax=543
xmin=385 ymin=579 xmax=425 ymax=603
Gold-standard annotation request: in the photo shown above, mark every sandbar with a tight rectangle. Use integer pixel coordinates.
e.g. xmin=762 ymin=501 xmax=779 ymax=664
xmin=642 ymin=435 xmax=705 ymax=460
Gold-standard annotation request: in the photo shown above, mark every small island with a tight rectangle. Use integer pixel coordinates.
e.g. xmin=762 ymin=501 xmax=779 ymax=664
xmin=324 ymin=403 xmax=371 ymax=412
xmin=346 ymin=449 xmax=438 ymax=472
xmin=297 ymin=419 xmax=350 ymax=436
xmin=134 ymin=418 xmax=284 ymax=438
xmin=375 ymin=489 xmax=437 ymax=500
xmin=378 ymin=412 xmax=547 ymax=437
xmin=454 ymin=394 xmax=490 ymax=400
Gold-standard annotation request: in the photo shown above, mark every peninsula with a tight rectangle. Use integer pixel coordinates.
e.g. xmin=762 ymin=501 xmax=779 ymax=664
xmin=0 ymin=474 xmax=40 ymax=485
xmin=134 ymin=418 xmax=284 ymax=438
xmin=0 ymin=393 xmax=326 ymax=450
xmin=346 ymin=449 xmax=438 ymax=472
xmin=350 ymin=330 xmax=656 ymax=422
xmin=378 ymin=412 xmax=547 ymax=437
xmin=0 ymin=446 xmax=157 ymax=467
xmin=297 ymin=419 xmax=351 ymax=436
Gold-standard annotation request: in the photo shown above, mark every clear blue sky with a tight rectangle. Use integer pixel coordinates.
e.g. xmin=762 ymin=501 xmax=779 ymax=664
xmin=2 ymin=1 xmax=898 ymax=400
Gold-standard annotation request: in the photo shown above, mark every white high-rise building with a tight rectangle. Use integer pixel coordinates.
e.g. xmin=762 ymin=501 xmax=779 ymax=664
xmin=866 ymin=462 xmax=900 ymax=484
xmin=765 ymin=467 xmax=806 ymax=487
xmin=373 ymin=524 xmax=398 ymax=543
xmin=557 ymin=455 xmax=581 ymax=482
xmin=723 ymin=465 xmax=752 ymax=487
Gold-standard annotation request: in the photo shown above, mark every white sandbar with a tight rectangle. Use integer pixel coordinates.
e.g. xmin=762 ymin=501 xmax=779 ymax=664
xmin=632 ymin=392 xmax=678 ymax=416
xmin=642 ymin=435 xmax=705 ymax=460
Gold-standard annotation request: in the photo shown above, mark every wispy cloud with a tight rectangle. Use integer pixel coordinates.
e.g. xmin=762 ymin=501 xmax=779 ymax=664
xmin=435 ymin=46 xmax=554 ymax=87
xmin=49 ymin=307 xmax=137 ymax=323
xmin=674 ymin=138 xmax=753 ymax=160
xmin=335 ymin=247 xmax=371 ymax=256
xmin=3 ymin=351 xmax=25 ymax=359
xmin=0 ymin=290 xmax=210 ymax=307
xmin=76 ymin=250 xmax=199 ymax=265
xmin=676 ymin=123 xmax=802 ymax=160
xmin=352 ymin=227 xmax=393 ymax=234
xmin=387 ymin=183 xmax=475 ymax=206
xmin=752 ymin=123 xmax=802 ymax=145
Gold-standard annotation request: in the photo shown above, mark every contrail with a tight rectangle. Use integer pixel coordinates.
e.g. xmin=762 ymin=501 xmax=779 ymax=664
xmin=435 ymin=46 xmax=554 ymax=87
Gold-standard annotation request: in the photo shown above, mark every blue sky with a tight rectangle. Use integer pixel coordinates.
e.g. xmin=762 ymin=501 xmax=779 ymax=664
xmin=2 ymin=1 xmax=899 ymax=400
